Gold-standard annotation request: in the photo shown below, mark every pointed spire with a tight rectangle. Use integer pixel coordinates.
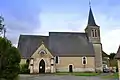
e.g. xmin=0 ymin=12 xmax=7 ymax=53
xmin=87 ymin=2 xmax=97 ymax=26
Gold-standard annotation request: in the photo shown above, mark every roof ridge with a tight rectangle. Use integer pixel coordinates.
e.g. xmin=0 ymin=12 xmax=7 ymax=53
xmin=49 ymin=32 xmax=86 ymax=34
xmin=20 ymin=34 xmax=48 ymax=37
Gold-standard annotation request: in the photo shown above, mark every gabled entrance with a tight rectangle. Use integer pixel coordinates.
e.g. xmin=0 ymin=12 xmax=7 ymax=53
xmin=39 ymin=59 xmax=45 ymax=73
xmin=69 ymin=65 xmax=73 ymax=72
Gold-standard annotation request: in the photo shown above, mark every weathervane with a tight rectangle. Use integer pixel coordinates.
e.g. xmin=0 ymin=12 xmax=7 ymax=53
xmin=0 ymin=14 xmax=6 ymax=38
xmin=89 ymin=0 xmax=91 ymax=8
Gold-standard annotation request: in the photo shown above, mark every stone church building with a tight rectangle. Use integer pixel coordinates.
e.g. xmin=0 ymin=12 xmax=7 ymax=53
xmin=18 ymin=7 xmax=104 ymax=73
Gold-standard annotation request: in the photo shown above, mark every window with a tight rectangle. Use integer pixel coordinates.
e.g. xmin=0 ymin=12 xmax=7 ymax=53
xmin=91 ymin=29 xmax=94 ymax=37
xmin=94 ymin=30 xmax=97 ymax=37
xmin=39 ymin=50 xmax=46 ymax=54
xmin=55 ymin=56 xmax=59 ymax=64
xmin=39 ymin=49 xmax=46 ymax=57
xmin=82 ymin=57 xmax=87 ymax=65
xmin=91 ymin=29 xmax=98 ymax=37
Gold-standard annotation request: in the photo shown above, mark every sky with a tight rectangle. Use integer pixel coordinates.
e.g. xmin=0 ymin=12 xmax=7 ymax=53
xmin=0 ymin=0 xmax=120 ymax=54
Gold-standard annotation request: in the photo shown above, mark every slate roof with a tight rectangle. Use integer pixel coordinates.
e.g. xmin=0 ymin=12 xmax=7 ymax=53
xmin=115 ymin=45 xmax=120 ymax=59
xmin=18 ymin=35 xmax=49 ymax=58
xmin=18 ymin=32 xmax=95 ymax=58
xmin=49 ymin=32 xmax=95 ymax=57
xmin=87 ymin=7 xmax=98 ymax=26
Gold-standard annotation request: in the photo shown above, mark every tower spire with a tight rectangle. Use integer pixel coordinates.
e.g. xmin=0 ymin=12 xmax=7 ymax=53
xmin=87 ymin=0 xmax=97 ymax=26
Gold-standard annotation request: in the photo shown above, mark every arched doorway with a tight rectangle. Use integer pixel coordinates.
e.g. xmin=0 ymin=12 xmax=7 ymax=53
xmin=69 ymin=65 xmax=73 ymax=72
xmin=39 ymin=59 xmax=45 ymax=73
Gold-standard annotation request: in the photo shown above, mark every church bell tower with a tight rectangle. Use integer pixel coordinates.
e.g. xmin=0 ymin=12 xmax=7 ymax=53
xmin=85 ymin=5 xmax=103 ymax=72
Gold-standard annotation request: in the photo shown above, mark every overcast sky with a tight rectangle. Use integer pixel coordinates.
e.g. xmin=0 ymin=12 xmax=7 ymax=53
xmin=0 ymin=0 xmax=120 ymax=54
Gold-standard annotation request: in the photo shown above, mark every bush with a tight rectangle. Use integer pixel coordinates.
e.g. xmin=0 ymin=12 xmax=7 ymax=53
xmin=1 ymin=64 xmax=20 ymax=80
xmin=0 ymin=37 xmax=21 ymax=80
xmin=20 ymin=63 xmax=30 ymax=74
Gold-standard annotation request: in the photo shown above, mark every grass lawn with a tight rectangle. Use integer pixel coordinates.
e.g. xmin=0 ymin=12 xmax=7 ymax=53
xmin=55 ymin=72 xmax=100 ymax=76
xmin=101 ymin=73 xmax=119 ymax=79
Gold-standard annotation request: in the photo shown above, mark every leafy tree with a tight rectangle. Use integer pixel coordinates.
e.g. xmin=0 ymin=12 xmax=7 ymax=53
xmin=0 ymin=37 xmax=12 ymax=74
xmin=0 ymin=37 xmax=21 ymax=80
xmin=109 ymin=53 xmax=116 ymax=60
xmin=108 ymin=53 xmax=118 ymax=71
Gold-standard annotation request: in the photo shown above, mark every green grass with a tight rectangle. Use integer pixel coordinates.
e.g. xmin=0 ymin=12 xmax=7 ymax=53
xmin=55 ymin=72 xmax=100 ymax=76
xmin=102 ymin=73 xmax=119 ymax=79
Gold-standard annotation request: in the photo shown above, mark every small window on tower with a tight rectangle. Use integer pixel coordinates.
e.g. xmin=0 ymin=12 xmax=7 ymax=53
xmin=94 ymin=30 xmax=97 ymax=37
xmin=91 ymin=29 xmax=94 ymax=37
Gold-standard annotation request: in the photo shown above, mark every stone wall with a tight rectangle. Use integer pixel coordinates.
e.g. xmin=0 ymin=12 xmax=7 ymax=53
xmin=93 ymin=43 xmax=103 ymax=72
xmin=56 ymin=57 xmax=95 ymax=72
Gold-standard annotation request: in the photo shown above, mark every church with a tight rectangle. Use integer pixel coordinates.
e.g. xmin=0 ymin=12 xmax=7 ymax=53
xmin=18 ymin=7 xmax=105 ymax=73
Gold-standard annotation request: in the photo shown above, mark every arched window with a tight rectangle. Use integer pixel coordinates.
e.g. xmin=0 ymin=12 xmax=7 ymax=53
xmin=91 ymin=29 xmax=98 ymax=37
xmin=39 ymin=50 xmax=46 ymax=54
xmin=55 ymin=56 xmax=59 ymax=64
xmin=91 ymin=29 xmax=95 ymax=37
xmin=82 ymin=56 xmax=87 ymax=65
xmin=94 ymin=30 xmax=98 ymax=37
xmin=39 ymin=49 xmax=46 ymax=57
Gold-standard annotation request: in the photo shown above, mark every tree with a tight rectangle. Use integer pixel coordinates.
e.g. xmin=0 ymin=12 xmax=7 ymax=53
xmin=0 ymin=37 xmax=21 ymax=80
xmin=108 ymin=53 xmax=118 ymax=70
xmin=0 ymin=37 xmax=12 ymax=73
xmin=109 ymin=53 xmax=116 ymax=60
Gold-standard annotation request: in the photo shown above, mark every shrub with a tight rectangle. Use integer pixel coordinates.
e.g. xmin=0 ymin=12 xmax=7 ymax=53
xmin=20 ymin=63 xmax=30 ymax=74
xmin=0 ymin=37 xmax=21 ymax=80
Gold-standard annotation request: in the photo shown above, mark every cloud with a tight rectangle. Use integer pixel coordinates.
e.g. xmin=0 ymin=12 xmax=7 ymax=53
xmin=0 ymin=11 xmax=40 ymax=47
xmin=102 ymin=29 xmax=120 ymax=54
xmin=33 ymin=13 xmax=87 ymax=35
xmin=94 ymin=11 xmax=120 ymax=54
xmin=0 ymin=4 xmax=41 ymax=47
xmin=94 ymin=14 xmax=120 ymax=54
